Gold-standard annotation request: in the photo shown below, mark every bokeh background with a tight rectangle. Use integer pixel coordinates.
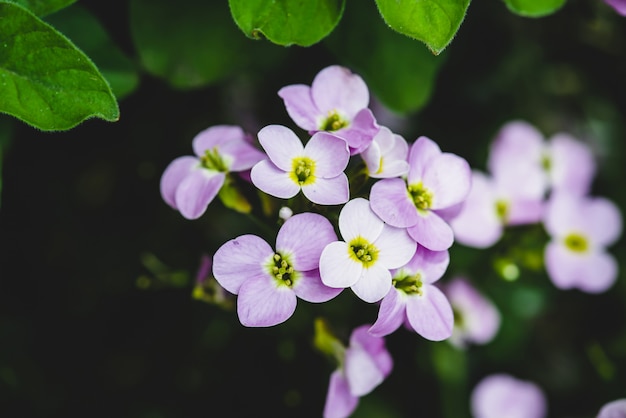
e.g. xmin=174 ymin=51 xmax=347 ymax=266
xmin=1 ymin=0 xmax=626 ymax=417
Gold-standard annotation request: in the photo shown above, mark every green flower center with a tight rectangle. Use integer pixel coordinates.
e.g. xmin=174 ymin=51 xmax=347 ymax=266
xmin=452 ymin=307 xmax=464 ymax=328
xmin=541 ymin=153 xmax=552 ymax=172
xmin=267 ymin=253 xmax=297 ymax=287
xmin=392 ymin=272 xmax=423 ymax=295
xmin=408 ymin=182 xmax=433 ymax=213
xmin=564 ymin=233 xmax=588 ymax=253
xmin=290 ymin=157 xmax=316 ymax=185
xmin=320 ymin=111 xmax=349 ymax=132
xmin=348 ymin=236 xmax=379 ymax=268
xmin=495 ymin=199 xmax=509 ymax=222
xmin=200 ymin=148 xmax=228 ymax=172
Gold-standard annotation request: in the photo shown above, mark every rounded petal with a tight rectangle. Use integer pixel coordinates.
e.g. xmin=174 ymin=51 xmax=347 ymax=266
xmin=598 ymin=399 xmax=626 ymax=418
xmin=471 ymin=374 xmax=547 ymax=418
xmin=548 ymin=133 xmax=595 ymax=196
xmin=276 ymin=213 xmax=337 ymax=271
xmin=311 ymin=66 xmax=369 ymax=117
xmin=584 ymin=197 xmax=623 ymax=247
xmin=405 ymin=285 xmax=453 ymax=341
xmin=405 ymin=246 xmax=450 ymax=284
xmin=344 ymin=346 xmax=384 ymax=397
xmin=277 ymin=84 xmax=318 ymax=131
xmin=257 ymin=125 xmax=304 ymax=171
xmin=423 ymin=153 xmax=472 ymax=209
xmin=250 ymin=160 xmax=300 ymax=199
xmin=212 ymin=235 xmax=274 ymax=294
xmin=320 ymin=241 xmax=363 ymax=288
xmin=237 ymin=275 xmax=297 ymax=327
xmin=370 ymin=178 xmax=418 ymax=228
xmin=349 ymin=325 xmax=393 ymax=377
xmin=507 ymin=199 xmax=544 ymax=225
xmin=374 ymin=224 xmax=417 ymax=269
xmin=224 ymin=140 xmax=266 ymax=172
xmin=488 ymin=120 xmax=545 ymax=176
xmin=160 ymin=156 xmax=198 ymax=208
xmin=339 ymin=198 xmax=384 ymax=242
xmin=323 ymin=371 xmax=358 ymax=418
xmin=192 ymin=125 xmax=245 ymax=156
xmin=407 ymin=136 xmax=442 ymax=183
xmin=302 ymin=175 xmax=350 ymax=205
xmin=407 ymin=211 xmax=454 ymax=251
xmin=293 ymin=269 xmax=343 ymax=303
xmin=304 ymin=132 xmax=349 ymax=177
xmin=369 ymin=289 xmax=406 ymax=337
xmin=339 ymin=108 xmax=379 ymax=154
xmin=175 ymin=170 xmax=225 ymax=219
xmin=351 ymin=264 xmax=392 ymax=303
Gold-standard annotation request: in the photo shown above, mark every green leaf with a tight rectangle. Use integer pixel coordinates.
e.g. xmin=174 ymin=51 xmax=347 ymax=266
xmin=228 ymin=0 xmax=345 ymax=47
xmin=45 ymin=4 xmax=140 ymax=99
xmin=374 ymin=0 xmax=470 ymax=55
xmin=502 ymin=0 xmax=566 ymax=17
xmin=5 ymin=0 xmax=75 ymax=16
xmin=0 ymin=2 xmax=119 ymax=131
xmin=327 ymin=1 xmax=444 ymax=113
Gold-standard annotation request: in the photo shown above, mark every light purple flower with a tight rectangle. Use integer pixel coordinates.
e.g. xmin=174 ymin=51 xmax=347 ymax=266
xmin=320 ymin=198 xmax=417 ymax=303
xmin=543 ymin=192 xmax=622 ymax=293
xmin=444 ymin=277 xmax=500 ymax=348
xmin=597 ymin=399 xmax=626 ymax=418
xmin=250 ymin=125 xmax=350 ymax=205
xmin=278 ymin=65 xmax=379 ymax=155
xmin=370 ymin=136 xmax=472 ymax=251
xmin=323 ymin=325 xmax=393 ymax=418
xmin=360 ymin=126 xmax=409 ymax=178
xmin=604 ymin=0 xmax=626 ymax=15
xmin=471 ymin=374 xmax=547 ymax=418
xmin=369 ymin=246 xmax=454 ymax=341
xmin=212 ymin=213 xmax=342 ymax=327
xmin=160 ymin=125 xmax=265 ymax=219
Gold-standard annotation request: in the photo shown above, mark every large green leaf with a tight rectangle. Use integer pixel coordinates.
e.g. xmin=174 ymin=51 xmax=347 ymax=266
xmin=228 ymin=0 xmax=345 ymax=47
xmin=0 ymin=2 xmax=119 ymax=131
xmin=374 ymin=0 xmax=471 ymax=55
xmin=5 ymin=0 xmax=75 ymax=16
xmin=503 ymin=0 xmax=566 ymax=17
xmin=327 ymin=1 xmax=444 ymax=114
xmin=45 ymin=5 xmax=140 ymax=99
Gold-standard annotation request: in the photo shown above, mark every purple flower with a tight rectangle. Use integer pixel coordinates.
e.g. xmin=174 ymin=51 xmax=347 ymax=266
xmin=160 ymin=125 xmax=265 ymax=219
xmin=597 ymin=399 xmax=626 ymax=418
xmin=604 ymin=0 xmax=626 ymax=15
xmin=278 ymin=65 xmax=380 ymax=155
xmin=471 ymin=374 xmax=547 ymax=418
xmin=212 ymin=213 xmax=342 ymax=327
xmin=250 ymin=125 xmax=350 ymax=205
xmin=319 ymin=198 xmax=417 ymax=303
xmin=323 ymin=325 xmax=393 ymax=418
xmin=369 ymin=246 xmax=454 ymax=341
xmin=370 ymin=136 xmax=472 ymax=251
xmin=360 ymin=126 xmax=409 ymax=178
xmin=444 ymin=277 xmax=500 ymax=348
xmin=543 ymin=192 xmax=622 ymax=293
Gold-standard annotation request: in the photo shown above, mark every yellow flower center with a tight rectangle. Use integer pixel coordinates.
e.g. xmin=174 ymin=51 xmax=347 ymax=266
xmin=348 ymin=236 xmax=379 ymax=268
xmin=564 ymin=233 xmax=588 ymax=253
xmin=290 ymin=157 xmax=316 ymax=186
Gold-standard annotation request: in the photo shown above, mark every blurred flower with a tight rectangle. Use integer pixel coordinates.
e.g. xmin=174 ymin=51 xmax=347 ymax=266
xmin=321 ymin=323 xmax=393 ymax=418
xmin=543 ymin=192 xmax=622 ymax=293
xmin=597 ymin=398 xmax=626 ymax=418
xmin=160 ymin=125 xmax=265 ymax=219
xmin=320 ymin=198 xmax=416 ymax=303
xmin=369 ymin=246 xmax=453 ymax=341
xmin=278 ymin=65 xmax=379 ymax=155
xmin=192 ymin=254 xmax=234 ymax=310
xmin=604 ymin=0 xmax=626 ymax=15
xmin=251 ymin=125 xmax=350 ymax=205
xmin=360 ymin=126 xmax=409 ymax=179
xmin=212 ymin=213 xmax=342 ymax=327
xmin=444 ymin=277 xmax=500 ymax=348
xmin=470 ymin=374 xmax=547 ymax=418
xmin=370 ymin=136 xmax=472 ymax=251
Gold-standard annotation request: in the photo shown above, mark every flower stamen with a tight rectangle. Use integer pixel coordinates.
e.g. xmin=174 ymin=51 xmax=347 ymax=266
xmin=408 ymin=182 xmax=433 ymax=213
xmin=564 ymin=233 xmax=588 ymax=253
xmin=320 ymin=111 xmax=349 ymax=132
xmin=392 ymin=272 xmax=423 ymax=295
xmin=348 ymin=236 xmax=379 ymax=268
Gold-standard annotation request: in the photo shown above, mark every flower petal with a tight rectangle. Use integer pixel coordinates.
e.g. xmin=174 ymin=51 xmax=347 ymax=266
xmin=237 ymin=275 xmax=297 ymax=327
xmin=293 ymin=269 xmax=343 ymax=303
xmin=423 ymin=153 xmax=472 ymax=210
xmin=374 ymin=224 xmax=417 ymax=269
xmin=407 ymin=136 xmax=442 ymax=183
xmin=598 ymin=399 xmax=626 ymax=418
xmin=339 ymin=108 xmax=379 ymax=154
xmin=584 ymin=197 xmax=623 ymax=247
xmin=405 ymin=285 xmax=453 ymax=341
xmin=370 ymin=178 xmax=418 ymax=228
xmin=276 ymin=213 xmax=337 ymax=271
xmin=250 ymin=159 xmax=300 ymax=199
xmin=488 ymin=120 xmax=545 ymax=177
xmin=344 ymin=346 xmax=384 ymax=397
xmin=349 ymin=325 xmax=393 ymax=377
xmin=323 ymin=370 xmax=358 ymax=418
xmin=175 ymin=170 xmax=225 ymax=219
xmin=304 ymin=132 xmax=349 ymax=178
xmin=257 ymin=125 xmax=304 ymax=171
xmin=405 ymin=246 xmax=450 ymax=284
xmin=369 ymin=289 xmax=406 ymax=337
xmin=471 ymin=374 xmax=547 ymax=418
xmin=320 ymin=241 xmax=363 ymax=288
xmin=311 ymin=65 xmax=369 ymax=117
xmin=351 ymin=264 xmax=392 ymax=303
xmin=277 ymin=84 xmax=318 ymax=131
xmin=407 ymin=211 xmax=454 ymax=251
xmin=302 ymin=175 xmax=350 ymax=205
xmin=548 ymin=133 xmax=595 ymax=196
xmin=160 ymin=156 xmax=198 ymax=208
xmin=338 ymin=198 xmax=384 ymax=242
xmin=212 ymin=234 xmax=274 ymax=294
xmin=192 ymin=125 xmax=245 ymax=156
